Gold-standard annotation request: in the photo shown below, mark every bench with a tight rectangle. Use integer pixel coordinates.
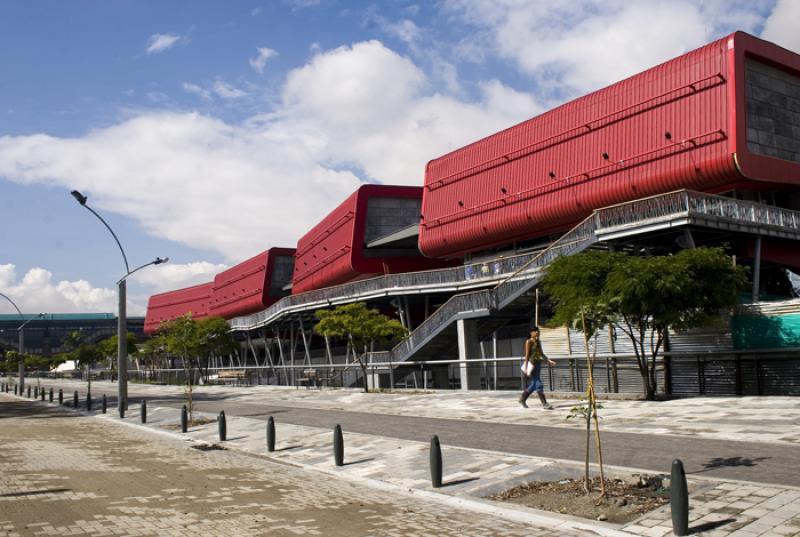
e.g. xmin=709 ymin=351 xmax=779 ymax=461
xmin=298 ymin=368 xmax=333 ymax=389
xmin=217 ymin=370 xmax=249 ymax=386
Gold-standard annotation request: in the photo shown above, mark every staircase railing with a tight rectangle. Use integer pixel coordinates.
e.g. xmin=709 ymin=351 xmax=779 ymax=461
xmin=391 ymin=213 xmax=601 ymax=362
xmin=386 ymin=190 xmax=800 ymax=363
xmin=230 ymin=237 xmax=547 ymax=330
xmin=231 ymin=190 xmax=800 ymax=335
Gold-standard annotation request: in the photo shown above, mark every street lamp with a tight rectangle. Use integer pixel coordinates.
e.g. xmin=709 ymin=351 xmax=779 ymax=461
xmin=70 ymin=189 xmax=168 ymax=415
xmin=0 ymin=292 xmax=43 ymax=393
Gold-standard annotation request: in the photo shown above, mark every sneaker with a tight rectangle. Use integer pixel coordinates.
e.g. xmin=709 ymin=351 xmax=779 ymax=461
xmin=541 ymin=403 xmax=553 ymax=410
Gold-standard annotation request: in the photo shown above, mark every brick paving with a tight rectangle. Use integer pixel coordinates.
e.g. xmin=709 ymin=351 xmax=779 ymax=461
xmin=0 ymin=395 xmax=580 ymax=537
xmin=5 ymin=383 xmax=800 ymax=536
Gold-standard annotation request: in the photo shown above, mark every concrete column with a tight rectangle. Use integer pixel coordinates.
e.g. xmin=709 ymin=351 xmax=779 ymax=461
xmin=456 ymin=319 xmax=482 ymax=390
xmin=752 ymin=236 xmax=762 ymax=303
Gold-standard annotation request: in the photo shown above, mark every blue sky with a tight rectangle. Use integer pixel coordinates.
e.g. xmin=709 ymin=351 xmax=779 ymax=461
xmin=0 ymin=0 xmax=797 ymax=315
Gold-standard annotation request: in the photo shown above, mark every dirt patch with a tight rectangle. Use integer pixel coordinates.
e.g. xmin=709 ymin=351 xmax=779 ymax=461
xmin=160 ymin=418 xmax=217 ymax=430
xmin=489 ymin=475 xmax=670 ymax=524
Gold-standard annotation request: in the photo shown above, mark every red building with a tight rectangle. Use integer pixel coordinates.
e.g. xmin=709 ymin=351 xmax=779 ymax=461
xmin=291 ymin=184 xmax=452 ymax=294
xmin=210 ymin=247 xmax=295 ymax=319
xmin=144 ymin=282 xmax=213 ymax=335
xmin=419 ymin=32 xmax=800 ymax=259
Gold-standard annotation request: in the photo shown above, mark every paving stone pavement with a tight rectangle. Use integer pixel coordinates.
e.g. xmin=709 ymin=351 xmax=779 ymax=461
xmin=8 ymin=388 xmax=800 ymax=537
xmin=0 ymin=395 xmax=594 ymax=537
xmin=36 ymin=379 xmax=800 ymax=446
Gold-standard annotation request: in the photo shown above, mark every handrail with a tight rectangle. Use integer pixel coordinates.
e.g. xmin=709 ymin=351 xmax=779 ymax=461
xmin=390 ymin=212 xmax=601 ymax=362
xmin=230 ymin=190 xmax=800 ymax=343
xmin=229 ymin=245 xmax=547 ymax=330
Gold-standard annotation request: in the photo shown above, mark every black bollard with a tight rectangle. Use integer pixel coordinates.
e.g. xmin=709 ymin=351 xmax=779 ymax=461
xmin=102 ymin=394 xmax=107 ymax=414
xmin=73 ymin=390 xmax=78 ymax=408
xmin=141 ymin=400 xmax=147 ymax=424
xmin=333 ymin=424 xmax=344 ymax=467
xmin=14 ymin=385 xmax=18 ymax=395
xmin=671 ymin=459 xmax=689 ymax=536
xmin=430 ymin=435 xmax=443 ymax=488
xmin=266 ymin=416 xmax=276 ymax=452
xmin=27 ymin=386 xmax=31 ymax=398
xmin=86 ymin=392 xmax=92 ymax=411
xmin=58 ymin=389 xmax=63 ymax=405
xmin=34 ymin=387 xmax=38 ymax=399
xmin=218 ymin=411 xmax=227 ymax=442
xmin=40 ymin=388 xmax=45 ymax=401
xmin=49 ymin=387 xmax=53 ymax=402
xmin=180 ymin=405 xmax=188 ymax=433
xmin=119 ymin=403 xmax=125 ymax=419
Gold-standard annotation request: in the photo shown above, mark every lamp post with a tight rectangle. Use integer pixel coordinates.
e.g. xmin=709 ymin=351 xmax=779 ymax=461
xmin=70 ymin=190 xmax=168 ymax=414
xmin=0 ymin=292 xmax=42 ymax=394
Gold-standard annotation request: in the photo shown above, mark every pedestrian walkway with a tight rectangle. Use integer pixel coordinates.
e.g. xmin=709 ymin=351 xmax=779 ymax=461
xmin=38 ymin=379 xmax=800 ymax=445
xmin=6 ymin=389 xmax=800 ymax=536
xmin=0 ymin=396 xmax=576 ymax=537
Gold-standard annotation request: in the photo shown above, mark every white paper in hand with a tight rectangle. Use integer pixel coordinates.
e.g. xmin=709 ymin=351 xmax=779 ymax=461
xmin=520 ymin=361 xmax=534 ymax=376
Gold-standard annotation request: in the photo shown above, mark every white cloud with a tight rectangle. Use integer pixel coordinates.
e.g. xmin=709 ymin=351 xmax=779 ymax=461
xmin=0 ymin=264 xmax=120 ymax=314
xmin=146 ymin=33 xmax=182 ymax=55
xmin=762 ymin=0 xmax=800 ymax=54
xmin=251 ymin=7 xmax=263 ymax=16
xmin=249 ymin=47 xmax=279 ymax=73
xmin=442 ymin=0 xmax=770 ymax=98
xmin=182 ymin=82 xmax=212 ymax=100
xmin=212 ymin=80 xmax=248 ymax=99
xmin=146 ymin=91 xmax=168 ymax=103
xmin=0 ymin=40 xmax=539 ymax=264
xmin=130 ymin=261 xmax=229 ymax=293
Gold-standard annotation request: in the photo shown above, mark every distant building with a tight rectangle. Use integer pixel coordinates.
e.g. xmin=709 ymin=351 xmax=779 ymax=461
xmin=0 ymin=313 xmax=145 ymax=357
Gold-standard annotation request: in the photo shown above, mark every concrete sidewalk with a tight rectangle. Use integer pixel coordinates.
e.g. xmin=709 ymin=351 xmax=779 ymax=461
xmin=7 ymin=388 xmax=800 ymax=536
xmin=0 ymin=395 xmax=581 ymax=537
xmin=34 ymin=379 xmax=800 ymax=446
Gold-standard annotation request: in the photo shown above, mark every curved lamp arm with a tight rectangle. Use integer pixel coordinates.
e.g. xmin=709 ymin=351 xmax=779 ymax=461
xmin=118 ymin=257 xmax=169 ymax=285
xmin=71 ymin=190 xmax=130 ymax=274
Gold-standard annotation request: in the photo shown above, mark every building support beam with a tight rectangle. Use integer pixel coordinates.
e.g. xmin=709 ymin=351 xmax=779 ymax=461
xmin=456 ymin=319 xmax=482 ymax=390
xmin=752 ymin=236 xmax=762 ymax=303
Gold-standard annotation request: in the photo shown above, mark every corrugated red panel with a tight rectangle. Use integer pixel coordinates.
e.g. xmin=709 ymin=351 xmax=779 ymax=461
xmin=210 ymin=247 xmax=295 ymax=319
xmin=419 ymin=31 xmax=800 ymax=258
xmin=292 ymin=184 xmax=452 ymax=294
xmin=144 ymin=282 xmax=213 ymax=335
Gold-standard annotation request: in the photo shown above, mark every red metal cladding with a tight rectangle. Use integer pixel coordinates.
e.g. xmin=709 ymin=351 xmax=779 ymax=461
xmin=210 ymin=247 xmax=295 ymax=319
xmin=144 ymin=282 xmax=214 ymax=335
xmin=419 ymin=31 xmax=800 ymax=258
xmin=292 ymin=184 xmax=452 ymax=294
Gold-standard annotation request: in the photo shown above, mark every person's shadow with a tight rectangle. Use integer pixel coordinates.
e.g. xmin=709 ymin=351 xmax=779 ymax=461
xmin=692 ymin=456 xmax=770 ymax=473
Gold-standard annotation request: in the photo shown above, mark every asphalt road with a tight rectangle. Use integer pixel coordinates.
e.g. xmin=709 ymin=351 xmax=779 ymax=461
xmin=32 ymin=381 xmax=800 ymax=487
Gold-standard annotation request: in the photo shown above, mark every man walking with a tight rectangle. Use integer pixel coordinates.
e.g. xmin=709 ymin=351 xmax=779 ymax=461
xmin=518 ymin=326 xmax=557 ymax=409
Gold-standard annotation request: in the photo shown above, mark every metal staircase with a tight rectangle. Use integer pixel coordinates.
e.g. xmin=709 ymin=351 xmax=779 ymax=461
xmin=381 ymin=190 xmax=800 ymax=364
xmin=230 ymin=189 xmax=800 ymax=366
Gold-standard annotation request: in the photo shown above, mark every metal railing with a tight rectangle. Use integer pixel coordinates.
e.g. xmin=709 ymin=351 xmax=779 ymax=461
xmin=230 ymin=242 xmax=548 ymax=330
xmin=231 ymin=190 xmax=800 ymax=366
xmin=390 ymin=214 xmax=600 ymax=362
xmin=596 ymin=190 xmax=800 ymax=235
xmin=383 ymin=190 xmax=800 ymax=364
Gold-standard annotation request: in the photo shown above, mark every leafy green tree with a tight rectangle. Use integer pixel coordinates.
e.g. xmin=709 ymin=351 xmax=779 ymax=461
xmin=196 ymin=316 xmax=237 ymax=382
xmin=543 ymin=248 xmax=747 ymax=400
xmin=314 ymin=303 xmax=407 ymax=393
xmin=62 ymin=330 xmax=103 ymax=372
xmin=157 ymin=314 xmax=206 ymax=422
xmin=140 ymin=335 xmax=168 ymax=379
xmin=2 ymin=350 xmax=20 ymax=374
xmin=97 ymin=333 xmax=139 ymax=379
